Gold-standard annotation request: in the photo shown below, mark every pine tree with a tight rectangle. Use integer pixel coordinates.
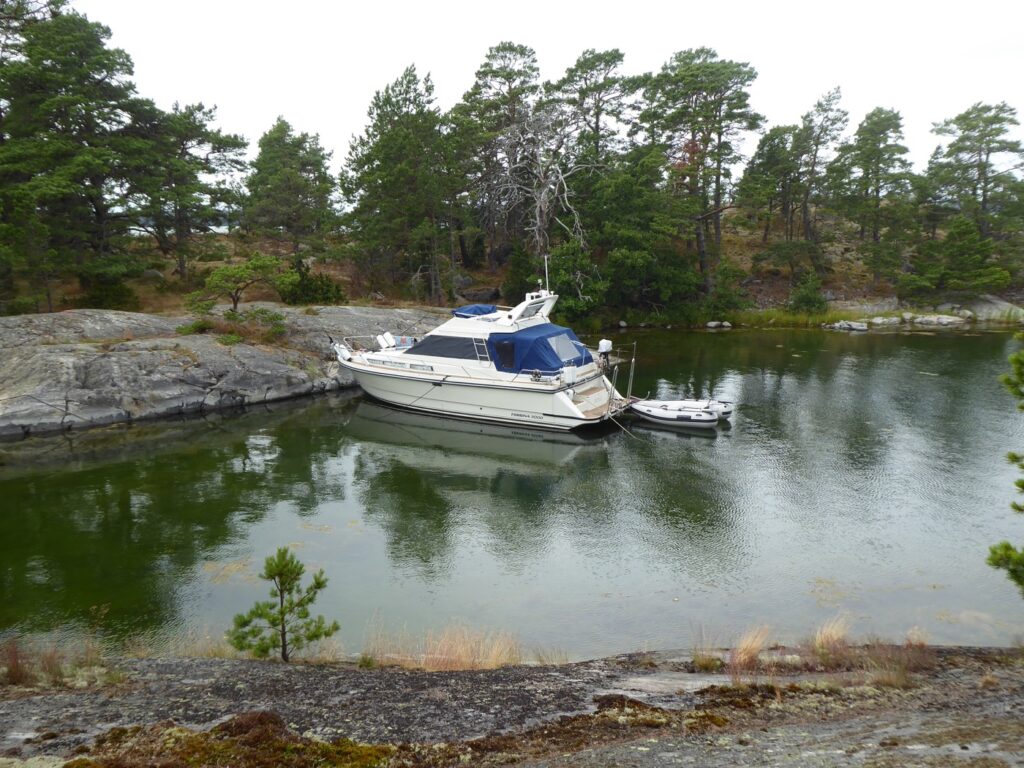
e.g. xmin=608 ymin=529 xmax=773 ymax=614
xmin=227 ymin=547 xmax=339 ymax=662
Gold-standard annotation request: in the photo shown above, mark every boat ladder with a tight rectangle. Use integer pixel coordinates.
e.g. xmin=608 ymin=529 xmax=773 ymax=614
xmin=473 ymin=338 xmax=490 ymax=364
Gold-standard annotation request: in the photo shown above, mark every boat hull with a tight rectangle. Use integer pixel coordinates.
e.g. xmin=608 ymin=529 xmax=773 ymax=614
xmin=342 ymin=360 xmax=624 ymax=431
xmin=629 ymin=402 xmax=719 ymax=429
xmin=633 ymin=398 xmax=733 ymax=420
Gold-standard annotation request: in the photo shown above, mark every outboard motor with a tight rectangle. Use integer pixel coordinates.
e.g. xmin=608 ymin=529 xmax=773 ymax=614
xmin=597 ymin=339 xmax=613 ymax=370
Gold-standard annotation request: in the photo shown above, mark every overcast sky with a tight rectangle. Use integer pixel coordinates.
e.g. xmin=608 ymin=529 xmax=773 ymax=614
xmin=73 ymin=0 xmax=1023 ymax=173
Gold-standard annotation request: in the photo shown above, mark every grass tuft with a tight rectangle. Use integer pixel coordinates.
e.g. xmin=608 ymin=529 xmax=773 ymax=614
xmin=423 ymin=625 xmax=522 ymax=671
xmin=531 ymin=645 xmax=570 ymax=666
xmin=809 ymin=614 xmax=853 ymax=669
xmin=39 ymin=645 xmax=65 ymax=686
xmin=691 ymin=625 xmax=724 ymax=672
xmin=729 ymin=625 xmax=770 ymax=683
xmin=2 ymin=638 xmax=36 ymax=686
xmin=861 ymin=634 xmax=935 ymax=689
xmin=362 ymin=622 xmax=523 ymax=671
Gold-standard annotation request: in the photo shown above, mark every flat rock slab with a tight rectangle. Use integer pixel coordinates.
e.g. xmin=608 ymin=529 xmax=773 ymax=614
xmin=0 ymin=656 xmax=641 ymax=756
xmin=0 ymin=305 xmax=446 ymax=439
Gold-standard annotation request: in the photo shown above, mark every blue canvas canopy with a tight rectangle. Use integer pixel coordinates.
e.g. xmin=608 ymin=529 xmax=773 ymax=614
xmin=486 ymin=323 xmax=593 ymax=374
xmin=451 ymin=304 xmax=497 ymax=318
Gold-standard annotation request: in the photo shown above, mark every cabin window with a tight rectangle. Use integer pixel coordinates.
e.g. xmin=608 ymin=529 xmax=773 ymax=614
xmin=406 ymin=335 xmax=481 ymax=360
xmin=495 ymin=339 xmax=516 ymax=369
xmin=547 ymin=333 xmax=580 ymax=362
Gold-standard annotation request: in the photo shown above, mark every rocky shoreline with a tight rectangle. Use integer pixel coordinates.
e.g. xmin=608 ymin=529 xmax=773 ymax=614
xmin=2 ymin=296 xmax=1022 ymax=442
xmin=1 ymin=648 xmax=1021 ymax=766
xmin=0 ymin=305 xmax=446 ymax=441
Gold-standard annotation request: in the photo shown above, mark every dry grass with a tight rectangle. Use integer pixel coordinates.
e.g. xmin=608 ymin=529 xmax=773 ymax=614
xmin=979 ymin=673 xmax=999 ymax=689
xmin=861 ymin=634 xmax=936 ymax=689
xmin=808 ymin=614 xmax=853 ymax=669
xmin=729 ymin=625 xmax=770 ymax=683
xmin=76 ymin=638 xmax=105 ymax=668
xmin=38 ymin=645 xmax=65 ymax=686
xmin=362 ymin=623 xmax=524 ymax=671
xmin=691 ymin=625 xmax=724 ymax=672
xmin=423 ymin=626 xmax=522 ymax=671
xmin=301 ymin=637 xmax=347 ymax=664
xmin=167 ymin=631 xmax=239 ymax=660
xmin=905 ymin=625 xmax=929 ymax=648
xmin=531 ymin=646 xmax=570 ymax=666
xmin=2 ymin=638 xmax=36 ymax=686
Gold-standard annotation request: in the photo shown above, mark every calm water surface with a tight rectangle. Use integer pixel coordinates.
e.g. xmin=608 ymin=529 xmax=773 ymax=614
xmin=2 ymin=328 xmax=1023 ymax=657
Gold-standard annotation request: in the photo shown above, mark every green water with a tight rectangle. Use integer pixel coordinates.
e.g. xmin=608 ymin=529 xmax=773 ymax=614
xmin=2 ymin=328 xmax=1023 ymax=657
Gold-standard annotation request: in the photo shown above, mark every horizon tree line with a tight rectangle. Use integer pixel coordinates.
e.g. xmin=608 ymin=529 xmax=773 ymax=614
xmin=1 ymin=1 xmax=1022 ymax=318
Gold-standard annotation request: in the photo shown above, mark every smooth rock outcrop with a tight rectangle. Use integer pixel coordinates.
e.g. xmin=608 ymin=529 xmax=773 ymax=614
xmin=911 ymin=313 xmax=967 ymax=326
xmin=964 ymin=294 xmax=1024 ymax=322
xmin=823 ymin=320 xmax=869 ymax=331
xmin=0 ymin=305 xmax=445 ymax=439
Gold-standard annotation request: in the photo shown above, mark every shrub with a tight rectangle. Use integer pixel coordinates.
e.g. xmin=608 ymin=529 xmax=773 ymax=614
xmin=217 ymin=333 xmax=243 ymax=346
xmin=276 ymin=258 xmax=346 ymax=306
xmin=76 ymin=279 xmax=140 ymax=311
xmin=176 ymin=318 xmax=214 ymax=335
xmin=2 ymin=296 xmax=40 ymax=316
xmin=787 ymin=271 xmax=828 ymax=314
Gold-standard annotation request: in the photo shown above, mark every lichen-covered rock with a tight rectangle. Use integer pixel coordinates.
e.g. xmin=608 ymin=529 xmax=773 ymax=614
xmin=0 ymin=305 xmax=445 ymax=439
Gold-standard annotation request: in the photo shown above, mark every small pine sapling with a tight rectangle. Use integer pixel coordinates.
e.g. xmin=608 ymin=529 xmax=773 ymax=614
xmin=227 ymin=547 xmax=339 ymax=662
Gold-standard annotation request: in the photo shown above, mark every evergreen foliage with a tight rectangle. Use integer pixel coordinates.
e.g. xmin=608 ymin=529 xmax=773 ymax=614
xmin=190 ymin=253 xmax=282 ymax=312
xmin=227 ymin=547 xmax=339 ymax=662
xmin=787 ymin=270 xmax=828 ymax=313
xmin=993 ymin=345 xmax=1024 ymax=597
xmin=0 ymin=6 xmax=1021 ymax=317
xmin=276 ymin=257 xmax=345 ymax=306
xmin=244 ymin=117 xmax=335 ymax=250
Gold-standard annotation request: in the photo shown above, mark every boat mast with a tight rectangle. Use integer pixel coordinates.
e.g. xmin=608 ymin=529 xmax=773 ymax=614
xmin=543 ymin=252 xmax=550 ymax=294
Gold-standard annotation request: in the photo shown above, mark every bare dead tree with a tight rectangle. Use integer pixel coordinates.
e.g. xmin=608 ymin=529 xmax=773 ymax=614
xmin=495 ymin=100 xmax=591 ymax=258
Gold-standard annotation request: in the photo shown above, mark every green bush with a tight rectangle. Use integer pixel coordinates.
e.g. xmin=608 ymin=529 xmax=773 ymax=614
xmin=217 ymin=333 xmax=243 ymax=346
xmin=2 ymin=296 xmax=40 ymax=316
xmin=703 ymin=259 xmax=750 ymax=317
xmin=501 ymin=245 xmax=537 ymax=304
xmin=76 ymin=279 xmax=140 ymax=311
xmin=176 ymin=318 xmax=214 ymax=335
xmin=787 ymin=271 xmax=828 ymax=314
xmin=276 ymin=259 xmax=346 ymax=305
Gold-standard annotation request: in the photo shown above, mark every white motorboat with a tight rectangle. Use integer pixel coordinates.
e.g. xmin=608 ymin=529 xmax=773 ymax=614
xmin=628 ymin=400 xmax=722 ymax=429
xmin=332 ymin=290 xmax=632 ymax=431
xmin=632 ymin=398 xmax=733 ymax=421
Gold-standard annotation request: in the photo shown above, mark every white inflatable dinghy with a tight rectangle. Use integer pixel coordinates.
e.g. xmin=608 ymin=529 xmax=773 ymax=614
xmin=629 ymin=400 xmax=720 ymax=429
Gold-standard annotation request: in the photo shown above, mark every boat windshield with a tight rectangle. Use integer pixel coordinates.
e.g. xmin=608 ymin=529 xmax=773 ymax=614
xmin=548 ymin=333 xmax=581 ymax=362
xmin=405 ymin=335 xmax=486 ymax=360
xmin=517 ymin=301 xmax=545 ymax=320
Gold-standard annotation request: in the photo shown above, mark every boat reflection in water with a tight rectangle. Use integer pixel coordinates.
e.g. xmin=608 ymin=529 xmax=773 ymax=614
xmin=342 ymin=399 xmax=614 ymax=576
xmin=343 ymin=399 xmax=611 ymax=471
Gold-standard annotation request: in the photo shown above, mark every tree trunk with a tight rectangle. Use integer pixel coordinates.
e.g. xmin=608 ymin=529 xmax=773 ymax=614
xmin=801 ymin=197 xmax=814 ymax=242
xmin=762 ymin=199 xmax=774 ymax=243
xmin=278 ymin=586 xmax=289 ymax=662
xmin=713 ymin=127 xmax=724 ymax=249
xmin=695 ymin=219 xmax=713 ymax=293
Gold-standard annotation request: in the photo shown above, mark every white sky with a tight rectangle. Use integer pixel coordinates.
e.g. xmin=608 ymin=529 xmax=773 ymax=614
xmin=73 ymin=0 xmax=1023 ymax=174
